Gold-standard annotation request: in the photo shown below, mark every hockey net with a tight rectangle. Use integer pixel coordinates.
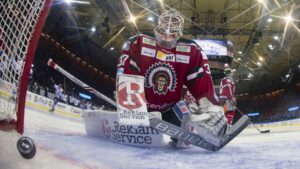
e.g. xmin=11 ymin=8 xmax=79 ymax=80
xmin=0 ymin=0 xmax=53 ymax=133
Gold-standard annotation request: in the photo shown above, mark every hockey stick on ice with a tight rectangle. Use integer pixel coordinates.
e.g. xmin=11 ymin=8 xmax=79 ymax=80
xmin=236 ymin=108 xmax=270 ymax=134
xmin=47 ymin=58 xmax=117 ymax=107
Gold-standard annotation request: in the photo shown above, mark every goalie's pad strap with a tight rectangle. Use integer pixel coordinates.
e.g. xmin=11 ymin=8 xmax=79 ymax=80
xmin=172 ymin=101 xmax=191 ymax=121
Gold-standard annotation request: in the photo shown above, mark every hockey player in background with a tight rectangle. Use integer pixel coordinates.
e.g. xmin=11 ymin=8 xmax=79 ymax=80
xmin=49 ymin=83 xmax=63 ymax=112
xmin=219 ymin=63 xmax=236 ymax=127
xmin=117 ymin=8 xmax=227 ymax=146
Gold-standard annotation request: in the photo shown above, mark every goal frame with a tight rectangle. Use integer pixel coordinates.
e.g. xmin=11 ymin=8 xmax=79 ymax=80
xmin=0 ymin=0 xmax=53 ymax=134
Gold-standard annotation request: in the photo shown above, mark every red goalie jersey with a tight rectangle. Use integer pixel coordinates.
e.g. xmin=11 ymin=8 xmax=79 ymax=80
xmin=219 ymin=77 xmax=235 ymax=101
xmin=117 ymin=34 xmax=217 ymax=112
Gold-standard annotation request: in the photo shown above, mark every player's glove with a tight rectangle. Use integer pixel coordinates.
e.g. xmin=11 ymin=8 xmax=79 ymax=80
xmin=191 ymin=97 xmax=228 ymax=137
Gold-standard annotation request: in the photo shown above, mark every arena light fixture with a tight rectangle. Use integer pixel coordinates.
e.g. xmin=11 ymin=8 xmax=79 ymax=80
xmin=257 ymin=61 xmax=262 ymax=67
xmin=284 ymin=15 xmax=293 ymax=23
xmin=267 ymin=17 xmax=273 ymax=23
xmin=147 ymin=16 xmax=154 ymax=21
xmin=91 ymin=26 xmax=96 ymax=32
xmin=129 ymin=15 xmax=136 ymax=23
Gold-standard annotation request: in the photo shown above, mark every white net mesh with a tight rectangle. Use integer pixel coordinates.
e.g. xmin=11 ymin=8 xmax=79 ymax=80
xmin=0 ymin=0 xmax=48 ymax=126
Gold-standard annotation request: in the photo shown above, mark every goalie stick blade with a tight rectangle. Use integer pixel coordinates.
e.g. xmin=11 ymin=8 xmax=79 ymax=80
xmin=213 ymin=115 xmax=250 ymax=151
xmin=149 ymin=115 xmax=250 ymax=151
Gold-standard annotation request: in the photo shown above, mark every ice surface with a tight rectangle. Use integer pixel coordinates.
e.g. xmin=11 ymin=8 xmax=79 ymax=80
xmin=1 ymin=108 xmax=300 ymax=169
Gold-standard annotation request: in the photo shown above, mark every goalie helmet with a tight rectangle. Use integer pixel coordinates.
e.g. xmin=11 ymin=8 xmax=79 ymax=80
xmin=154 ymin=8 xmax=184 ymax=49
xmin=224 ymin=63 xmax=233 ymax=77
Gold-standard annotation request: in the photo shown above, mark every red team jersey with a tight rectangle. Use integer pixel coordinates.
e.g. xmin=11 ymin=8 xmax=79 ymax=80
xmin=117 ymin=34 xmax=217 ymax=112
xmin=219 ymin=77 xmax=235 ymax=100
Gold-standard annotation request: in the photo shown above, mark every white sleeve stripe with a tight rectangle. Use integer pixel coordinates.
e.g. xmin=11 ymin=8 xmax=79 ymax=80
xmin=187 ymin=67 xmax=203 ymax=81
xmin=219 ymin=96 xmax=227 ymax=98
xmin=129 ymin=60 xmax=140 ymax=72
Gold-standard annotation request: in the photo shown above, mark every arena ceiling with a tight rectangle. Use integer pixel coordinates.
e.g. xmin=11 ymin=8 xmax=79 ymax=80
xmin=41 ymin=0 xmax=300 ymax=96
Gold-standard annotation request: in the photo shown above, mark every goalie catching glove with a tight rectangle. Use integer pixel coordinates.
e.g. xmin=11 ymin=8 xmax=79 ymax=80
xmin=189 ymin=98 xmax=228 ymax=138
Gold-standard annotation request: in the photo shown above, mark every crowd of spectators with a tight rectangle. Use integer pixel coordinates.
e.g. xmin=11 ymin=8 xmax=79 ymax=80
xmin=27 ymin=78 xmax=114 ymax=111
xmin=237 ymin=87 xmax=300 ymax=123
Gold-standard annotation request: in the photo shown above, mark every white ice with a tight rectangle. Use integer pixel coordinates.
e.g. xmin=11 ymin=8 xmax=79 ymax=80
xmin=1 ymin=108 xmax=300 ymax=169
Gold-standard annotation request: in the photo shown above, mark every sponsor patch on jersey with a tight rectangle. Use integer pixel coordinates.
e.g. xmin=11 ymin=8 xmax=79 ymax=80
xmin=145 ymin=62 xmax=177 ymax=95
xmin=141 ymin=47 xmax=156 ymax=58
xmin=176 ymin=54 xmax=190 ymax=64
xmin=142 ymin=37 xmax=156 ymax=46
xmin=176 ymin=46 xmax=191 ymax=53
xmin=156 ymin=51 xmax=175 ymax=62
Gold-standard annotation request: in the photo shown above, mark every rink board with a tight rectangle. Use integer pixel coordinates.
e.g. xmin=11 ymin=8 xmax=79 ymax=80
xmin=83 ymin=110 xmax=167 ymax=147
xmin=0 ymin=83 xmax=82 ymax=119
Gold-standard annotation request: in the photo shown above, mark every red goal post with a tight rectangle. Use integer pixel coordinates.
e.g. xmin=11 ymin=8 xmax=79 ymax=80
xmin=0 ymin=0 xmax=53 ymax=134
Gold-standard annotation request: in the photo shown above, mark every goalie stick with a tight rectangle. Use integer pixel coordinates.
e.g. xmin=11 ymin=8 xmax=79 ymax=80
xmin=150 ymin=115 xmax=250 ymax=151
xmin=47 ymin=58 xmax=117 ymax=107
xmin=236 ymin=108 xmax=270 ymax=134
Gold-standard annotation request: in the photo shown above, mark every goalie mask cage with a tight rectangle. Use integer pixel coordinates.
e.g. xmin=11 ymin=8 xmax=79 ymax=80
xmin=0 ymin=0 xmax=53 ymax=134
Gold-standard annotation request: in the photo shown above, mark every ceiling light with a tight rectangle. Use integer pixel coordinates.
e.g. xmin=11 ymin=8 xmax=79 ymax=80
xmin=257 ymin=61 xmax=262 ymax=66
xmin=110 ymin=47 xmax=115 ymax=51
xmin=65 ymin=0 xmax=72 ymax=4
xmin=147 ymin=16 xmax=154 ymax=21
xmin=91 ymin=26 xmax=96 ymax=32
xmin=298 ymin=65 xmax=300 ymax=69
xmin=285 ymin=74 xmax=290 ymax=78
xmin=284 ymin=15 xmax=293 ymax=23
xmin=259 ymin=57 xmax=263 ymax=61
xmin=267 ymin=17 xmax=273 ymax=23
xmin=238 ymin=51 xmax=242 ymax=54
xmin=273 ymin=35 xmax=279 ymax=40
xmin=248 ymin=73 xmax=253 ymax=78
xmin=268 ymin=44 xmax=274 ymax=50
xmin=237 ymin=57 xmax=241 ymax=61
xmin=129 ymin=15 xmax=136 ymax=23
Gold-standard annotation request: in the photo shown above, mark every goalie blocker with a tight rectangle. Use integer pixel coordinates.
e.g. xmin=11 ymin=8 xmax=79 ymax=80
xmin=116 ymin=74 xmax=250 ymax=151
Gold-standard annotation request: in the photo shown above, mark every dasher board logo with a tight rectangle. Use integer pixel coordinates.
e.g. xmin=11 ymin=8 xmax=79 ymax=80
xmin=116 ymin=74 xmax=149 ymax=126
